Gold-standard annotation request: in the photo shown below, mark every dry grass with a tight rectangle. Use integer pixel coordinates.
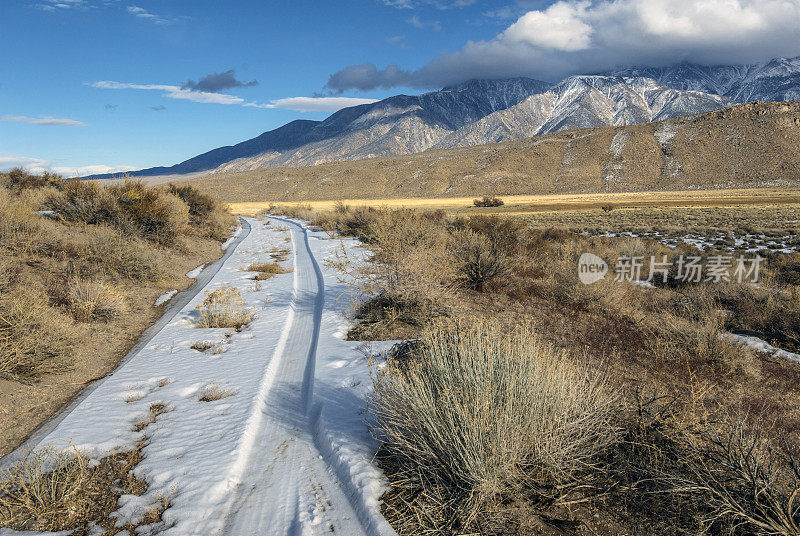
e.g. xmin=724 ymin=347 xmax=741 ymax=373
xmin=0 ymin=168 xmax=234 ymax=457
xmin=228 ymin=188 xmax=800 ymax=216
xmin=195 ymin=287 xmax=253 ymax=330
xmin=244 ymin=261 xmax=292 ymax=280
xmin=132 ymin=402 xmax=169 ymax=433
xmin=302 ymin=203 xmax=800 ymax=534
xmin=67 ymin=279 xmax=127 ymax=322
xmin=0 ymin=443 xmax=171 ymax=534
xmin=198 ymin=384 xmax=236 ymax=402
xmin=372 ymin=319 xmax=618 ymax=534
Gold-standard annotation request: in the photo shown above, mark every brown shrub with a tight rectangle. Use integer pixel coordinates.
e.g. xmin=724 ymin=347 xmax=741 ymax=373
xmin=372 ymin=319 xmax=619 ymax=533
xmin=167 ymin=183 xmax=234 ymax=240
xmin=67 ymin=279 xmax=127 ymax=322
xmin=195 ymin=287 xmax=253 ymax=330
xmin=473 ymin=196 xmax=504 ymax=207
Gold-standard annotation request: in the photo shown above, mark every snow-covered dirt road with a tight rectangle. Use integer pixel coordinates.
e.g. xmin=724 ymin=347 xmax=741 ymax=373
xmin=1 ymin=217 xmax=396 ymax=536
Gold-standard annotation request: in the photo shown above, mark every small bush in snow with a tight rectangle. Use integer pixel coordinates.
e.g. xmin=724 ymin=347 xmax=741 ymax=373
xmin=196 ymin=287 xmax=253 ymax=330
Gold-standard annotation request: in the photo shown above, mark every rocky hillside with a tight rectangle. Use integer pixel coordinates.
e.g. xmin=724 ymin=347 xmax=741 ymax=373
xmin=186 ymin=102 xmax=800 ymax=203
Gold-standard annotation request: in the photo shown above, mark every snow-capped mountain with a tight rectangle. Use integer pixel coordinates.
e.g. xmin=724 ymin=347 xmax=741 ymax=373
xmin=436 ymin=76 xmax=729 ymax=148
xmin=86 ymin=56 xmax=800 ymax=179
xmin=610 ymin=56 xmax=800 ymax=103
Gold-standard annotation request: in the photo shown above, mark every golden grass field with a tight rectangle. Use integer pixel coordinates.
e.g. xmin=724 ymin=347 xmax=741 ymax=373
xmin=227 ymin=188 xmax=800 ymax=216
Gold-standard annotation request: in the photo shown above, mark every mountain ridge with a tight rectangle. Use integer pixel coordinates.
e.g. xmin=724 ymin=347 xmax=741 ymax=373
xmin=85 ymin=56 xmax=800 ymax=180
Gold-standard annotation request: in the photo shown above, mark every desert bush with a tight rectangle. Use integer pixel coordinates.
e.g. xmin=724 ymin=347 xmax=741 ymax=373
xmin=3 ymin=168 xmax=61 ymax=190
xmin=0 ymin=447 xmax=90 ymax=529
xmin=473 ymin=196 xmax=504 ymax=207
xmin=67 ymin=279 xmax=126 ymax=322
xmin=450 ymin=229 xmax=510 ymax=292
xmin=195 ymin=286 xmax=253 ymax=329
xmin=167 ymin=183 xmax=233 ymax=240
xmin=109 ymin=181 xmax=190 ymax=244
xmin=46 ymin=180 xmax=193 ymax=245
xmin=44 ymin=180 xmax=120 ymax=227
xmin=618 ymin=396 xmax=800 ymax=536
xmin=82 ymin=225 xmax=164 ymax=281
xmin=0 ymin=286 xmax=71 ymax=380
xmin=371 ymin=319 xmax=619 ymax=532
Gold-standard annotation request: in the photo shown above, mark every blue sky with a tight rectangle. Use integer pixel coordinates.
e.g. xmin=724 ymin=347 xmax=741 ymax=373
xmin=2 ymin=0 xmax=799 ymax=175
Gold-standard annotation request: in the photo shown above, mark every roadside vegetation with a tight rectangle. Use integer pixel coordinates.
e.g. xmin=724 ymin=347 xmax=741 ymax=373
xmin=271 ymin=202 xmax=800 ymax=535
xmin=0 ymin=169 xmax=234 ymax=531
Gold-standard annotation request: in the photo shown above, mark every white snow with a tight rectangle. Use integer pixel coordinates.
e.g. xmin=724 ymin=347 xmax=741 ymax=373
xmin=4 ymin=217 xmax=396 ymax=536
xmin=153 ymin=290 xmax=177 ymax=307
xmin=220 ymin=224 xmax=242 ymax=251
xmin=722 ymin=333 xmax=800 ymax=364
xmin=185 ymin=264 xmax=204 ymax=279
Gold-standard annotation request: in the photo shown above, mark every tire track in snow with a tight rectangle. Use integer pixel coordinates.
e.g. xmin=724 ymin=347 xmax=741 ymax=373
xmin=212 ymin=218 xmax=391 ymax=536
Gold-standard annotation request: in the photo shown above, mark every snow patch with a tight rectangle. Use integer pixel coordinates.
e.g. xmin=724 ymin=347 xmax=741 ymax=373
xmin=154 ymin=290 xmax=177 ymax=306
xmin=722 ymin=333 xmax=800 ymax=364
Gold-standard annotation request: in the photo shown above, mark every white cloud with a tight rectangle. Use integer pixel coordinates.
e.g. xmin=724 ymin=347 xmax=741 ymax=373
xmin=38 ymin=0 xmax=87 ymax=11
xmin=328 ymin=0 xmax=800 ymax=90
xmin=90 ymin=81 xmax=376 ymax=113
xmin=251 ymin=97 xmax=379 ymax=112
xmin=126 ymin=5 xmax=171 ymax=24
xmin=501 ymin=1 xmax=592 ymax=51
xmin=0 ymin=155 xmax=135 ymax=177
xmin=90 ymin=81 xmax=247 ymax=105
xmin=2 ymin=115 xmax=86 ymax=126
xmin=407 ymin=14 xmax=442 ymax=30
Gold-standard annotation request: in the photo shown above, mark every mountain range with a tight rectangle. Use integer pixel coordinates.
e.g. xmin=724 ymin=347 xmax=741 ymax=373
xmin=86 ymin=56 xmax=800 ymax=180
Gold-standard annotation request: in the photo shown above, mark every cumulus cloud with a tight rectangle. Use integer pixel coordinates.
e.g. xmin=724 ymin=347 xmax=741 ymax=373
xmin=0 ymin=155 xmax=135 ymax=177
xmin=328 ymin=0 xmax=800 ymax=91
xmin=2 ymin=115 xmax=86 ymax=126
xmin=90 ymin=80 xmax=374 ymax=113
xmin=182 ymin=69 xmax=258 ymax=93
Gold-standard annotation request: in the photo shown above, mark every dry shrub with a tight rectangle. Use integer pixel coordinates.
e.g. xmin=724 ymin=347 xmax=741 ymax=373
xmin=198 ymin=384 xmax=236 ymax=402
xmin=0 ymin=285 xmax=71 ymax=380
xmin=167 ymin=183 xmax=234 ymax=240
xmin=81 ymin=224 xmax=164 ymax=281
xmin=46 ymin=180 xmax=192 ymax=245
xmin=450 ymin=229 xmax=510 ymax=292
xmin=0 ymin=187 xmax=40 ymax=248
xmin=371 ymin=318 xmax=619 ymax=533
xmin=618 ymin=395 xmax=800 ymax=536
xmin=196 ymin=286 xmax=253 ymax=329
xmin=67 ymin=279 xmax=127 ymax=322
xmin=0 ymin=446 xmax=90 ymax=529
xmin=473 ymin=196 xmax=504 ymax=207
xmin=245 ymin=261 xmax=292 ymax=280
xmin=109 ymin=181 xmax=190 ymax=244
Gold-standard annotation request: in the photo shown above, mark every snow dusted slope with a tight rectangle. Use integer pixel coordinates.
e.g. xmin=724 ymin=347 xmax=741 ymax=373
xmin=1 ymin=218 xmax=396 ymax=536
xmin=437 ymin=76 xmax=730 ymax=147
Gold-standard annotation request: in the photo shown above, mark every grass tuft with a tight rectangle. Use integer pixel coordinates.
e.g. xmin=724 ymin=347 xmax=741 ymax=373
xmin=195 ymin=287 xmax=253 ymax=330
